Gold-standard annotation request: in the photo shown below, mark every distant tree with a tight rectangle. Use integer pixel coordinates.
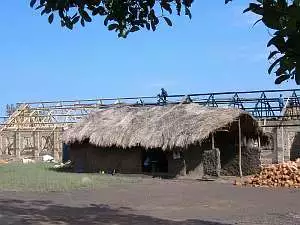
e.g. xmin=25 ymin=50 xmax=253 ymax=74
xmin=29 ymin=0 xmax=193 ymax=38
xmin=240 ymin=0 xmax=300 ymax=84
xmin=30 ymin=0 xmax=300 ymax=84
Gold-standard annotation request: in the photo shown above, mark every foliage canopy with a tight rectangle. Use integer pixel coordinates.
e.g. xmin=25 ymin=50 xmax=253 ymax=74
xmin=30 ymin=0 xmax=300 ymax=84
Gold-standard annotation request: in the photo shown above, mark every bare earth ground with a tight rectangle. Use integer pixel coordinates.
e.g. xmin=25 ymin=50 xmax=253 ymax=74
xmin=0 ymin=178 xmax=300 ymax=225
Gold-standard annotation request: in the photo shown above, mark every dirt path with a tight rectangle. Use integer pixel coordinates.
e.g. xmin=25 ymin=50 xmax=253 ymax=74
xmin=0 ymin=179 xmax=300 ymax=225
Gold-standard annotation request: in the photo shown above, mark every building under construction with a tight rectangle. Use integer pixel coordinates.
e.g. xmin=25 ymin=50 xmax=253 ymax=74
xmin=1 ymin=89 xmax=300 ymax=163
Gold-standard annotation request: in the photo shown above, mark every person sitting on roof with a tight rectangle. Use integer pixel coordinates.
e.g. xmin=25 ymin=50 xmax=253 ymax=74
xmin=161 ymin=88 xmax=168 ymax=103
xmin=157 ymin=88 xmax=168 ymax=105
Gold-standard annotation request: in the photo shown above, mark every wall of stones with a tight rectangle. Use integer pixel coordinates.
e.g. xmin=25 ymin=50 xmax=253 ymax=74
xmin=221 ymin=146 xmax=261 ymax=176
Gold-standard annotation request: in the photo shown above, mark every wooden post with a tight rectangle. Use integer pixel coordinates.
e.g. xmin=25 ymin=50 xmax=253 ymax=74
xmin=281 ymin=126 xmax=284 ymax=162
xmin=258 ymin=136 xmax=261 ymax=162
xmin=238 ymin=118 xmax=243 ymax=177
xmin=211 ymin=133 xmax=215 ymax=149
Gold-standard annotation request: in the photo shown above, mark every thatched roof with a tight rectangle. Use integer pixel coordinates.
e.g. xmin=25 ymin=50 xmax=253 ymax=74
xmin=63 ymin=103 xmax=261 ymax=150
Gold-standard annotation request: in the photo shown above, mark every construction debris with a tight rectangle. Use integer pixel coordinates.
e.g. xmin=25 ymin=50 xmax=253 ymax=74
xmin=0 ymin=159 xmax=8 ymax=164
xmin=42 ymin=155 xmax=55 ymax=163
xmin=53 ymin=160 xmax=73 ymax=170
xmin=22 ymin=158 xmax=36 ymax=164
xmin=240 ymin=158 xmax=300 ymax=188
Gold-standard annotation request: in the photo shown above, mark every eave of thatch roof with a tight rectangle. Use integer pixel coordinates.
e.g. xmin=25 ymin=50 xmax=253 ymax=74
xmin=63 ymin=103 xmax=261 ymax=150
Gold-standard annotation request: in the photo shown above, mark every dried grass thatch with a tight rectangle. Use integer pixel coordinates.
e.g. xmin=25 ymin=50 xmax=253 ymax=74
xmin=63 ymin=103 xmax=261 ymax=150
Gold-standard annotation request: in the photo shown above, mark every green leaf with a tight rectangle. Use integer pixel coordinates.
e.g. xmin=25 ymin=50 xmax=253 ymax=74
xmin=104 ymin=17 xmax=109 ymax=26
xmin=163 ymin=17 xmax=172 ymax=26
xmin=252 ymin=19 xmax=262 ymax=28
xmin=267 ymin=35 xmax=286 ymax=52
xmin=72 ymin=16 xmax=80 ymax=24
xmin=108 ymin=23 xmax=118 ymax=31
xmin=268 ymin=51 xmax=280 ymax=60
xmin=41 ymin=9 xmax=46 ymax=16
xmin=59 ymin=10 xmax=64 ymax=18
xmin=275 ymin=57 xmax=294 ymax=76
xmin=161 ymin=2 xmax=172 ymax=14
xmin=278 ymin=0 xmax=288 ymax=9
xmin=268 ymin=57 xmax=282 ymax=74
xmin=146 ymin=22 xmax=150 ymax=30
xmin=149 ymin=0 xmax=155 ymax=8
xmin=185 ymin=7 xmax=192 ymax=19
xmin=80 ymin=18 xmax=85 ymax=27
xmin=243 ymin=7 xmax=251 ymax=13
xmin=30 ymin=0 xmax=37 ymax=8
xmin=296 ymin=59 xmax=300 ymax=84
xmin=65 ymin=21 xmax=73 ymax=30
xmin=35 ymin=4 xmax=44 ymax=10
xmin=176 ymin=2 xmax=181 ymax=15
xmin=81 ymin=11 xmax=92 ymax=22
xmin=262 ymin=10 xmax=282 ymax=30
xmin=48 ymin=13 xmax=54 ymax=24
xmin=275 ymin=74 xmax=290 ymax=84
xmin=92 ymin=8 xmax=99 ymax=16
xmin=98 ymin=6 xmax=107 ymax=16
xmin=294 ymin=0 xmax=300 ymax=6
xmin=130 ymin=26 xmax=140 ymax=32
xmin=151 ymin=21 xmax=156 ymax=31
xmin=243 ymin=3 xmax=263 ymax=15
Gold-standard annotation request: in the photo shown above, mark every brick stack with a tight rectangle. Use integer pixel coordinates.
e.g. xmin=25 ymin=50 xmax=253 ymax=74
xmin=239 ymin=159 xmax=300 ymax=188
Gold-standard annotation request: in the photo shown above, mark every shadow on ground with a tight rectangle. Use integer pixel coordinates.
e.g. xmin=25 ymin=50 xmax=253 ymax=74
xmin=0 ymin=199 xmax=231 ymax=225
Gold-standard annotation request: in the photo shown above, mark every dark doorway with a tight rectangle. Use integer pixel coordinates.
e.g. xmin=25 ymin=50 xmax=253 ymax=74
xmin=141 ymin=149 xmax=168 ymax=173
xmin=62 ymin=144 xmax=70 ymax=163
xmin=291 ymin=132 xmax=300 ymax=161
xmin=214 ymin=131 xmax=236 ymax=174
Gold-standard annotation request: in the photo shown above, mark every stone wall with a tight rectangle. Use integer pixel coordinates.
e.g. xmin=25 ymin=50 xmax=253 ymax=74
xmin=203 ymin=148 xmax=221 ymax=177
xmin=259 ymin=120 xmax=300 ymax=163
xmin=221 ymin=146 xmax=261 ymax=176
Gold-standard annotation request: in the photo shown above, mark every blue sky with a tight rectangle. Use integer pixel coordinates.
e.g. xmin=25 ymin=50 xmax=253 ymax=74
xmin=0 ymin=1 xmax=298 ymax=115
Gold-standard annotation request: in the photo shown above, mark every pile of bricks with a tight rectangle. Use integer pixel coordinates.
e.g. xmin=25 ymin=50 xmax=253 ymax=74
xmin=240 ymin=159 xmax=300 ymax=188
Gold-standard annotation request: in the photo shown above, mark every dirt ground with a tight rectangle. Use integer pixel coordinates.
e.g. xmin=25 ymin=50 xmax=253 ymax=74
xmin=0 ymin=178 xmax=300 ymax=225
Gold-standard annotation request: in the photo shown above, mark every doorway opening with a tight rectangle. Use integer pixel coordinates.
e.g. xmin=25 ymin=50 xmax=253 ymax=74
xmin=141 ymin=149 xmax=168 ymax=173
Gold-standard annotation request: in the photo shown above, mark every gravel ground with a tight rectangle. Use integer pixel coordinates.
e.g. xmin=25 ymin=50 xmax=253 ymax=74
xmin=0 ymin=179 xmax=299 ymax=225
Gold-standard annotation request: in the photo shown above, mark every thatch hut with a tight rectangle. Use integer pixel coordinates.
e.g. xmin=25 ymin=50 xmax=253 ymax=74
xmin=63 ymin=103 xmax=265 ymax=177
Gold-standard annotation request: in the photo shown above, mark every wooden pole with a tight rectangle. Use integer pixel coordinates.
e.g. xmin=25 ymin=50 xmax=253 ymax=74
xmin=258 ymin=135 xmax=261 ymax=162
xmin=211 ymin=133 xmax=215 ymax=149
xmin=238 ymin=118 xmax=243 ymax=177
xmin=281 ymin=126 xmax=284 ymax=163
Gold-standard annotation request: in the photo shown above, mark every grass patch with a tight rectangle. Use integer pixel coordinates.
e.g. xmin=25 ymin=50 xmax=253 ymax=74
xmin=0 ymin=163 xmax=142 ymax=192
